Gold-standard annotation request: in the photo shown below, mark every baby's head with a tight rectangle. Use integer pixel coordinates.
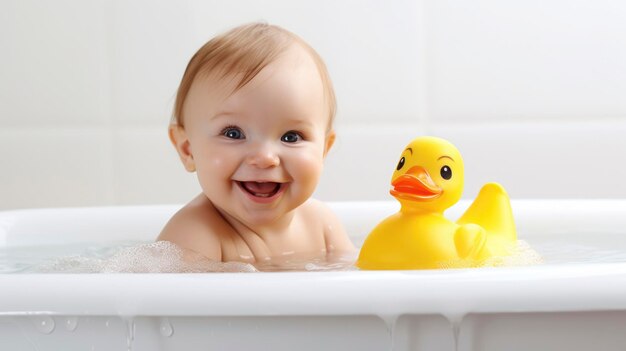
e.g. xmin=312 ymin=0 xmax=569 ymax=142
xmin=172 ymin=23 xmax=336 ymax=130
xmin=170 ymin=23 xmax=337 ymax=225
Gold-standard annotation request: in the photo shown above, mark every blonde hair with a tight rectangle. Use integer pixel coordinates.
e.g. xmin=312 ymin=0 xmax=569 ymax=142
xmin=173 ymin=23 xmax=336 ymax=129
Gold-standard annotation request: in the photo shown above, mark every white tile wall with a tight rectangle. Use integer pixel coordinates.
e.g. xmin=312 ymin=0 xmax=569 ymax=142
xmin=0 ymin=0 xmax=110 ymax=128
xmin=425 ymin=0 xmax=626 ymax=123
xmin=0 ymin=128 xmax=114 ymax=208
xmin=428 ymin=120 xmax=626 ymax=199
xmin=1 ymin=0 xmax=625 ymax=210
xmin=318 ymin=120 xmax=626 ymax=202
xmin=108 ymin=0 xmax=195 ymax=127
xmin=111 ymin=127 xmax=200 ymax=204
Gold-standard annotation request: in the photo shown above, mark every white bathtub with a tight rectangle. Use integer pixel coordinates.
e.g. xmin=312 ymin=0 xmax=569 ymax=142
xmin=1 ymin=200 xmax=626 ymax=350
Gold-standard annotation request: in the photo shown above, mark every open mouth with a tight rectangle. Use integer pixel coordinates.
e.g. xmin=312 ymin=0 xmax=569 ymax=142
xmin=236 ymin=181 xmax=283 ymax=199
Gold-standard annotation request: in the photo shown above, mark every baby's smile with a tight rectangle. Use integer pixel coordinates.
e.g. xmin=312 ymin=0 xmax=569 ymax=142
xmin=235 ymin=181 xmax=286 ymax=203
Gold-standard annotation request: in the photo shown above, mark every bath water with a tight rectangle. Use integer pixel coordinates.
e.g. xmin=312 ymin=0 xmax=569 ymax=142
xmin=1 ymin=235 xmax=626 ymax=273
xmin=0 ymin=240 xmax=357 ymax=273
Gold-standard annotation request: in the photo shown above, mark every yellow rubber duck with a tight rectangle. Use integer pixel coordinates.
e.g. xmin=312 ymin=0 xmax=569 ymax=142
xmin=357 ymin=136 xmax=517 ymax=270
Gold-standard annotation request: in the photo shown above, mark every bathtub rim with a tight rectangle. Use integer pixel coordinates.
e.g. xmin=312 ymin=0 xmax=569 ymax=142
xmin=1 ymin=263 xmax=626 ymax=318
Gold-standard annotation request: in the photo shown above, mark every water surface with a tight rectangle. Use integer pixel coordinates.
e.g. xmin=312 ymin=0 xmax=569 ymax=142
xmin=2 ymin=235 xmax=625 ymax=273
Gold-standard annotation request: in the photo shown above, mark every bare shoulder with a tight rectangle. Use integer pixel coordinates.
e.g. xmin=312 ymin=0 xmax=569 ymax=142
xmin=157 ymin=195 xmax=224 ymax=261
xmin=300 ymin=198 xmax=339 ymax=224
xmin=302 ymin=199 xmax=355 ymax=252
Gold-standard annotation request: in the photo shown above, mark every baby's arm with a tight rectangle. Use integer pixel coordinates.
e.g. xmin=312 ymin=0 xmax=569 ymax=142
xmin=157 ymin=198 xmax=223 ymax=262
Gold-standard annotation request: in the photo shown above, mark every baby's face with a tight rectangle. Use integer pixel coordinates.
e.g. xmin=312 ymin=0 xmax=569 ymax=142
xmin=181 ymin=45 xmax=333 ymax=225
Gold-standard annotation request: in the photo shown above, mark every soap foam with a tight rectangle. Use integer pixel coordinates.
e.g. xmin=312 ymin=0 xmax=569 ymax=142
xmin=35 ymin=241 xmax=257 ymax=273
xmin=438 ymin=240 xmax=543 ymax=269
xmin=30 ymin=241 xmax=358 ymax=273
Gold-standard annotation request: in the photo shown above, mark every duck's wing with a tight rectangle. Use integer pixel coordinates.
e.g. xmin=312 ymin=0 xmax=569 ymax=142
xmin=457 ymin=182 xmax=517 ymax=241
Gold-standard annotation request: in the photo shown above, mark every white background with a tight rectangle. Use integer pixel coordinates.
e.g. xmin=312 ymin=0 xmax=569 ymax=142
xmin=1 ymin=0 xmax=625 ymax=209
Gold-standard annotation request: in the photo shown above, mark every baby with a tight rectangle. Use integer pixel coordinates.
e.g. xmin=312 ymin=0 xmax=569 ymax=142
xmin=158 ymin=23 xmax=355 ymax=265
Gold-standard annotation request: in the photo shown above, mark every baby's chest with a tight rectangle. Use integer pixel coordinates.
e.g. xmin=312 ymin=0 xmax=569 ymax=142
xmin=220 ymin=235 xmax=257 ymax=263
xmin=221 ymin=225 xmax=326 ymax=262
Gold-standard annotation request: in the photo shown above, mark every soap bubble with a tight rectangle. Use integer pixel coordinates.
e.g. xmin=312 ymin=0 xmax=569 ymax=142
xmin=481 ymin=240 xmax=544 ymax=267
xmin=438 ymin=240 xmax=543 ymax=269
xmin=34 ymin=241 xmax=258 ymax=273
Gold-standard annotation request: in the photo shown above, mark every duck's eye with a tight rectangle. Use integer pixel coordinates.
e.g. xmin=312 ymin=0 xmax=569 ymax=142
xmin=396 ymin=157 xmax=405 ymax=171
xmin=222 ymin=127 xmax=244 ymax=139
xmin=440 ymin=165 xmax=452 ymax=180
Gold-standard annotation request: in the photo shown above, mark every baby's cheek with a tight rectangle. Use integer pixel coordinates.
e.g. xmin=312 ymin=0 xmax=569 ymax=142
xmin=208 ymin=154 xmax=227 ymax=169
xmin=201 ymin=147 xmax=237 ymax=173
xmin=292 ymin=151 xmax=324 ymax=185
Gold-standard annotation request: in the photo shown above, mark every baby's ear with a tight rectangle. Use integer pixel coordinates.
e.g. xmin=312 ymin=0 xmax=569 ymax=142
xmin=323 ymin=130 xmax=336 ymax=158
xmin=169 ymin=125 xmax=196 ymax=172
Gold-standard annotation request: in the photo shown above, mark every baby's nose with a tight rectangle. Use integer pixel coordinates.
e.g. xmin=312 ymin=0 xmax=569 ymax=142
xmin=246 ymin=144 xmax=280 ymax=168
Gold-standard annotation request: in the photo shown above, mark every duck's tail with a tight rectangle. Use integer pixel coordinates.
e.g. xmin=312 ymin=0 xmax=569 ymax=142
xmin=457 ymin=182 xmax=517 ymax=243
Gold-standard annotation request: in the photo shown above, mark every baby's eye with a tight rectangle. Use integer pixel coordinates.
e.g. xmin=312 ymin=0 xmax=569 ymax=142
xmin=281 ymin=131 xmax=302 ymax=143
xmin=221 ymin=126 xmax=245 ymax=139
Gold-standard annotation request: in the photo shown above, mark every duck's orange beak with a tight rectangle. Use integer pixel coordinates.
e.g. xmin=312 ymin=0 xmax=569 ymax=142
xmin=390 ymin=166 xmax=443 ymax=201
